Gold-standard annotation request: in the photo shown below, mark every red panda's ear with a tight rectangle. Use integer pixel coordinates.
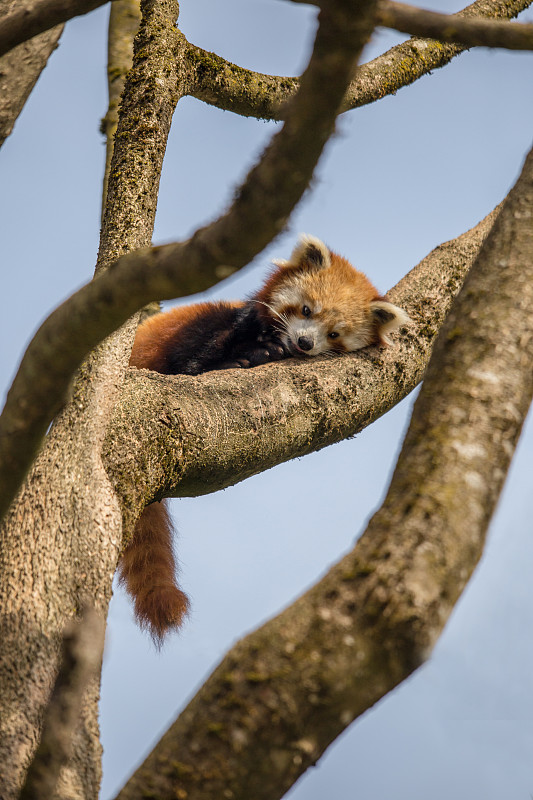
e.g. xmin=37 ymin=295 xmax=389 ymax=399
xmin=370 ymin=300 xmax=411 ymax=346
xmin=288 ymin=235 xmax=331 ymax=272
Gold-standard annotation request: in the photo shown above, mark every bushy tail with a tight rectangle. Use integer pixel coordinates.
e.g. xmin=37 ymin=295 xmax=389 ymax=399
xmin=117 ymin=501 xmax=190 ymax=646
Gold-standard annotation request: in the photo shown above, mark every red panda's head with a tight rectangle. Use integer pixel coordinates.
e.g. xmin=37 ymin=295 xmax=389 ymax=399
xmin=254 ymin=235 xmax=409 ymax=357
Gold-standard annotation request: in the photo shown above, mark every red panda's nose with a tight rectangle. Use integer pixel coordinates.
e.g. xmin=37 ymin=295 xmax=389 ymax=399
xmin=297 ymin=335 xmax=314 ymax=352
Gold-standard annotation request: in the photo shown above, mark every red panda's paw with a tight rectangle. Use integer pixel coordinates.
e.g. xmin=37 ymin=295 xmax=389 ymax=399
xmin=134 ymin=583 xmax=190 ymax=647
xmin=251 ymin=337 xmax=287 ymax=364
xmin=230 ymin=337 xmax=287 ymax=369
xmin=216 ymin=358 xmax=252 ymax=369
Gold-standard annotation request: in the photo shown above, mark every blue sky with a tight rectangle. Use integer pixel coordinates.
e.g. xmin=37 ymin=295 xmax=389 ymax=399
xmin=1 ymin=1 xmax=533 ymax=798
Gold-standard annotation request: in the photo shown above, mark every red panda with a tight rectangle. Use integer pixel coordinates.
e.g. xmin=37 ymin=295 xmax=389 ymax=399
xmin=120 ymin=235 xmax=409 ymax=643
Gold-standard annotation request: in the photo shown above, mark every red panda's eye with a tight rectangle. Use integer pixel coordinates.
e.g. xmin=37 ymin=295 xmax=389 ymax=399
xmin=302 ymin=305 xmax=311 ymax=317
xmin=328 ymin=331 xmax=339 ymax=339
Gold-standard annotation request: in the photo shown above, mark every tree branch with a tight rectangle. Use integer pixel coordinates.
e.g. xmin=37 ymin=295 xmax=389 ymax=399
xmin=104 ymin=205 xmax=499 ymax=528
xmin=114 ymin=140 xmax=533 ymax=800
xmin=0 ymin=1 xmax=186 ymax=794
xmin=182 ymin=38 xmax=298 ymax=121
xmin=100 ymin=0 xmax=141 ymax=221
xmin=18 ymin=609 xmax=105 ymax=800
xmin=0 ymin=0 xmax=63 ymax=149
xmin=0 ymin=0 xmax=378 ymax=520
xmin=0 ymin=0 xmax=113 ymax=59
xmin=185 ymin=0 xmax=533 ymax=120
xmin=377 ymin=0 xmax=533 ymax=49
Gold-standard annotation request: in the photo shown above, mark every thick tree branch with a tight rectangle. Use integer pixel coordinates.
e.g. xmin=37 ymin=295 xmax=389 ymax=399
xmin=0 ymin=0 xmax=378 ymax=521
xmin=0 ymin=0 xmax=112 ymax=59
xmin=104 ymin=206 xmax=499 ymax=528
xmin=114 ymin=141 xmax=533 ymax=800
xmin=185 ymin=0 xmax=533 ymax=120
xmin=0 ymin=0 xmax=186 ymax=795
xmin=0 ymin=0 xmax=63 ymax=148
xmin=377 ymin=0 xmax=533 ymax=49
xmin=18 ymin=609 xmax=105 ymax=800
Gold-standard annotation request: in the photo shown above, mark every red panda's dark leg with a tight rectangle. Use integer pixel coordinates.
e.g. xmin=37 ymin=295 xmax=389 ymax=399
xmin=117 ymin=501 xmax=189 ymax=645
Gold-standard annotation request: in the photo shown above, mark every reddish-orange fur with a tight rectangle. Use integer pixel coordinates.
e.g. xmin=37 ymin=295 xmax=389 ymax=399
xmin=117 ymin=502 xmax=189 ymax=645
xmin=122 ymin=235 xmax=409 ymax=643
xmin=256 ymin=253 xmax=377 ymax=313
xmin=130 ymin=301 xmax=245 ymax=372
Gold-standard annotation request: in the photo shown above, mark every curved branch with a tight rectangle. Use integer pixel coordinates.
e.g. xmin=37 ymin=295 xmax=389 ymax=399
xmin=0 ymin=0 xmax=378 ymax=520
xmin=104 ymin=205 xmax=499 ymax=526
xmin=182 ymin=39 xmax=298 ymax=120
xmin=0 ymin=0 xmax=112 ymax=59
xmin=377 ymin=0 xmax=533 ymax=49
xmin=0 ymin=12 xmax=63 ymax=148
xmin=185 ymin=0 xmax=533 ymax=120
xmin=114 ymin=141 xmax=533 ymax=800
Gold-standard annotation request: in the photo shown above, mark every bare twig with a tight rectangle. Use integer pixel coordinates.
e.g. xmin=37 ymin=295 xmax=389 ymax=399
xmin=0 ymin=0 xmax=378 ymax=520
xmin=115 ymin=142 xmax=533 ymax=800
xmin=19 ymin=608 xmax=105 ymax=800
xmin=377 ymin=0 xmax=533 ymax=49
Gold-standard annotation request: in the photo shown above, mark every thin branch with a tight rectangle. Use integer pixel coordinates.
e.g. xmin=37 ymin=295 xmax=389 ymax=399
xmin=0 ymin=0 xmax=378 ymax=520
xmin=114 ymin=141 xmax=533 ymax=800
xmin=185 ymin=0 xmax=533 ymax=120
xmin=377 ymin=0 xmax=533 ymax=49
xmin=100 ymin=0 xmax=160 ymax=324
xmin=18 ymin=608 xmax=105 ymax=800
xmin=100 ymin=0 xmax=141 ymax=221
xmin=0 ymin=0 xmax=113 ymax=59
xmin=105 ymin=206 xmax=499 ymax=525
xmin=182 ymin=38 xmax=297 ymax=121
xmin=96 ymin=0 xmax=184 ymax=269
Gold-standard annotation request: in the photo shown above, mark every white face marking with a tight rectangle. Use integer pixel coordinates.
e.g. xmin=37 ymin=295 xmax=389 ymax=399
xmin=269 ymin=271 xmax=378 ymax=356
xmin=280 ymin=311 xmax=376 ymax=356
xmin=270 ymin=285 xmax=303 ymax=311
xmin=282 ymin=317 xmax=327 ymax=356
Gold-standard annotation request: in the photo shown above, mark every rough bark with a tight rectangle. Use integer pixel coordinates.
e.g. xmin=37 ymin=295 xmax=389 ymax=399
xmin=114 ymin=142 xmax=533 ymax=800
xmin=1 ymin=0 xmax=529 ymax=796
xmin=0 ymin=0 xmax=185 ymax=796
xmin=0 ymin=0 xmax=378 ymax=521
xmin=104 ymin=207 xmax=499 ymax=533
xmin=100 ymin=0 xmax=160 ymax=322
xmin=185 ymin=0 xmax=533 ymax=120
xmin=0 ymin=0 xmax=63 ymax=149
xmin=100 ymin=0 xmax=141 ymax=219
xmin=19 ymin=609 xmax=105 ymax=800
xmin=0 ymin=0 xmax=379 ymax=796
xmin=2 ymin=0 xmax=531 ymax=515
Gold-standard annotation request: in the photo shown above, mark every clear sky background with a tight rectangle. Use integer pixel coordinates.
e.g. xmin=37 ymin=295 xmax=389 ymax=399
xmin=1 ymin=1 xmax=533 ymax=798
